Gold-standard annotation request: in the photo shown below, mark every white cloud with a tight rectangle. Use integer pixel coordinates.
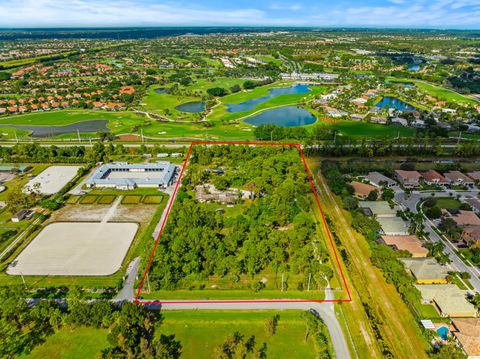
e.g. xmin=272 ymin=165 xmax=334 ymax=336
xmin=0 ymin=0 xmax=303 ymax=26
xmin=0 ymin=0 xmax=478 ymax=28
xmin=269 ymin=3 xmax=303 ymax=11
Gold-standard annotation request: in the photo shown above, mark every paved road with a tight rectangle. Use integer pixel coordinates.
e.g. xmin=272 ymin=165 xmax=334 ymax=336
xmin=141 ymin=297 xmax=351 ymax=359
xmin=395 ymin=189 xmax=480 ymax=292
xmin=114 ymin=257 xmax=141 ymax=302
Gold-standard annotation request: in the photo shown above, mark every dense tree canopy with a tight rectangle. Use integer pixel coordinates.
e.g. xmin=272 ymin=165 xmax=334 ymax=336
xmin=149 ymin=146 xmax=332 ymax=290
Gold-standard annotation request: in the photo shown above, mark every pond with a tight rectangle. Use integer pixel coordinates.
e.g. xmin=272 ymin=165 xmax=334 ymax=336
xmin=375 ymin=96 xmax=417 ymax=112
xmin=244 ymin=106 xmax=316 ymax=127
xmin=226 ymin=84 xmax=311 ymax=113
xmin=175 ymin=101 xmax=206 ymax=113
xmin=154 ymin=88 xmax=168 ymax=94
xmin=5 ymin=120 xmax=109 ymax=138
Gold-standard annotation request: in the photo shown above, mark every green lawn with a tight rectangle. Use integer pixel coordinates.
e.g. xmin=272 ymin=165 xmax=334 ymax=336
xmin=159 ymin=310 xmax=319 ymax=359
xmin=140 ymin=289 xmax=325 ymax=300
xmin=386 ymin=77 xmax=479 ymax=105
xmin=435 ymin=197 xmax=461 ymax=210
xmin=415 ymin=81 xmax=479 ymax=105
xmin=23 ymin=327 xmax=109 ymax=359
xmin=318 ymin=118 xmax=416 ymax=138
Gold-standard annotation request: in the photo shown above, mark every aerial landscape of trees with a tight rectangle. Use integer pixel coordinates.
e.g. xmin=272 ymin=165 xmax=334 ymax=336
xmin=148 ymin=145 xmax=333 ymax=292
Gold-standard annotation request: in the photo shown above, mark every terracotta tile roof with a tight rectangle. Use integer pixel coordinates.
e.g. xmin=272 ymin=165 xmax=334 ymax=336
xmin=379 ymin=235 xmax=428 ymax=257
xmin=452 ymin=318 xmax=480 ymax=357
xmin=351 ymin=181 xmax=377 ymax=197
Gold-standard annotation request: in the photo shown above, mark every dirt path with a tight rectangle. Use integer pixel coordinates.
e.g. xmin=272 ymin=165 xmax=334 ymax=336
xmin=101 ymin=195 xmax=122 ymax=223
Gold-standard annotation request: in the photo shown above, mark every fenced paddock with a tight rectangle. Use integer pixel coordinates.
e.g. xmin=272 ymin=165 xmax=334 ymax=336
xmin=23 ymin=165 xmax=81 ymax=195
xmin=7 ymin=222 xmax=138 ymax=276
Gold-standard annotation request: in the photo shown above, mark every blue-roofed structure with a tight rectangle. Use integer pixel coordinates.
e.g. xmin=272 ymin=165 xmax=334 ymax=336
xmin=85 ymin=162 xmax=177 ymax=190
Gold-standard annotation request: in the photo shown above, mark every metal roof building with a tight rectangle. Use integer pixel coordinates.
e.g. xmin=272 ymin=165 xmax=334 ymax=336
xmin=85 ymin=162 xmax=176 ymax=190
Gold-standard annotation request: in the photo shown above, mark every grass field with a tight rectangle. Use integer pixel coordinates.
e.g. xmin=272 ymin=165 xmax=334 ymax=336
xmin=387 ymin=77 xmax=479 ymax=105
xmin=158 ymin=310 xmax=319 ymax=359
xmin=319 ymin=118 xmax=416 ymax=138
xmin=142 ymin=195 xmax=163 ymax=204
xmin=23 ymin=327 xmax=108 ymax=359
xmin=435 ymin=197 xmax=461 ymax=210
xmin=79 ymin=195 xmax=98 ymax=204
xmin=121 ymin=195 xmax=142 ymax=204
xmin=141 ymin=289 xmax=325 ymax=300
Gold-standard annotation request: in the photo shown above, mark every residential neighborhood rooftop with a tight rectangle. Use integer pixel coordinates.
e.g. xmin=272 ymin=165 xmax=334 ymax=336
xmin=379 ymin=235 xmax=428 ymax=257
xmin=402 ymin=258 xmax=448 ymax=283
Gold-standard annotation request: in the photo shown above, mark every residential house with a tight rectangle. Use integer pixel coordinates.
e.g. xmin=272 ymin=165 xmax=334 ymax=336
xmin=415 ymin=284 xmax=477 ymax=317
xmin=421 ymin=170 xmax=449 ymax=187
xmin=395 ymin=170 xmax=422 ymax=189
xmin=370 ymin=116 xmax=387 ymax=124
xmin=467 ymin=171 xmax=480 ymax=183
xmin=461 ymin=225 xmax=480 ymax=247
xmin=449 ymin=210 xmax=480 ymax=227
xmin=465 ymin=198 xmax=480 ymax=214
xmin=378 ymin=235 xmax=428 ymax=257
xmin=378 ymin=217 xmax=410 ymax=235
xmin=401 ymin=258 xmax=448 ymax=284
xmin=444 ymin=171 xmax=475 ymax=187
xmin=11 ymin=209 xmax=33 ymax=223
xmin=391 ymin=117 xmax=408 ymax=126
xmin=451 ymin=318 xmax=480 ymax=358
xmin=351 ymin=181 xmax=377 ymax=199
xmin=359 ymin=201 xmax=399 ymax=218
xmin=364 ymin=171 xmax=397 ymax=188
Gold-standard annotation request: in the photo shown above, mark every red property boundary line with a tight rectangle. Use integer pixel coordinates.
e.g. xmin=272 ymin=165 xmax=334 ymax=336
xmin=134 ymin=141 xmax=352 ymax=305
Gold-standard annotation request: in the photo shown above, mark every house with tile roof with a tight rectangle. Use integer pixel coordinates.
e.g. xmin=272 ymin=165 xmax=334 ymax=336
xmin=421 ymin=170 xmax=449 ymax=186
xmin=378 ymin=235 xmax=428 ymax=257
xmin=395 ymin=170 xmax=422 ymax=188
xmin=401 ymin=257 xmax=448 ymax=284
xmin=351 ymin=181 xmax=377 ymax=199
xmin=415 ymin=284 xmax=477 ymax=317
xmin=451 ymin=318 xmax=480 ymax=358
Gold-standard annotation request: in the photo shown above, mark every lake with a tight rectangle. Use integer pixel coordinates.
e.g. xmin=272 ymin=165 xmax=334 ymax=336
xmin=154 ymin=88 xmax=168 ymax=94
xmin=5 ymin=120 xmax=109 ymax=138
xmin=244 ymin=106 xmax=316 ymax=127
xmin=175 ymin=101 xmax=206 ymax=113
xmin=226 ymin=84 xmax=311 ymax=113
xmin=375 ymin=96 xmax=417 ymax=112
xmin=408 ymin=65 xmax=421 ymax=71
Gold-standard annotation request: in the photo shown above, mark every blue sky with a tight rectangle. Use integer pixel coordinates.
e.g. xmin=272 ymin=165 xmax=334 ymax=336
xmin=0 ymin=0 xmax=479 ymax=28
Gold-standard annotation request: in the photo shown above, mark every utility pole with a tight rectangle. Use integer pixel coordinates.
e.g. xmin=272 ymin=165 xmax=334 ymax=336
xmin=146 ymin=272 xmax=151 ymax=293
xmin=77 ymin=129 xmax=81 ymax=142
xmin=14 ymin=130 xmax=18 ymax=143
xmin=281 ymin=273 xmax=284 ymax=291
xmin=20 ymin=272 xmax=27 ymax=289
xmin=307 ymin=272 xmax=312 ymax=291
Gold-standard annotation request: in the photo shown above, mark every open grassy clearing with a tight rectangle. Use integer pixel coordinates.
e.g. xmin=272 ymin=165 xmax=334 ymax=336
xmin=158 ymin=310 xmax=319 ymax=359
xmin=435 ymin=197 xmax=461 ymax=210
xmin=315 ymin=117 xmax=416 ymax=138
xmin=387 ymin=77 xmax=479 ymax=105
xmin=142 ymin=289 xmax=325 ymax=300
xmin=22 ymin=327 xmax=109 ymax=359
